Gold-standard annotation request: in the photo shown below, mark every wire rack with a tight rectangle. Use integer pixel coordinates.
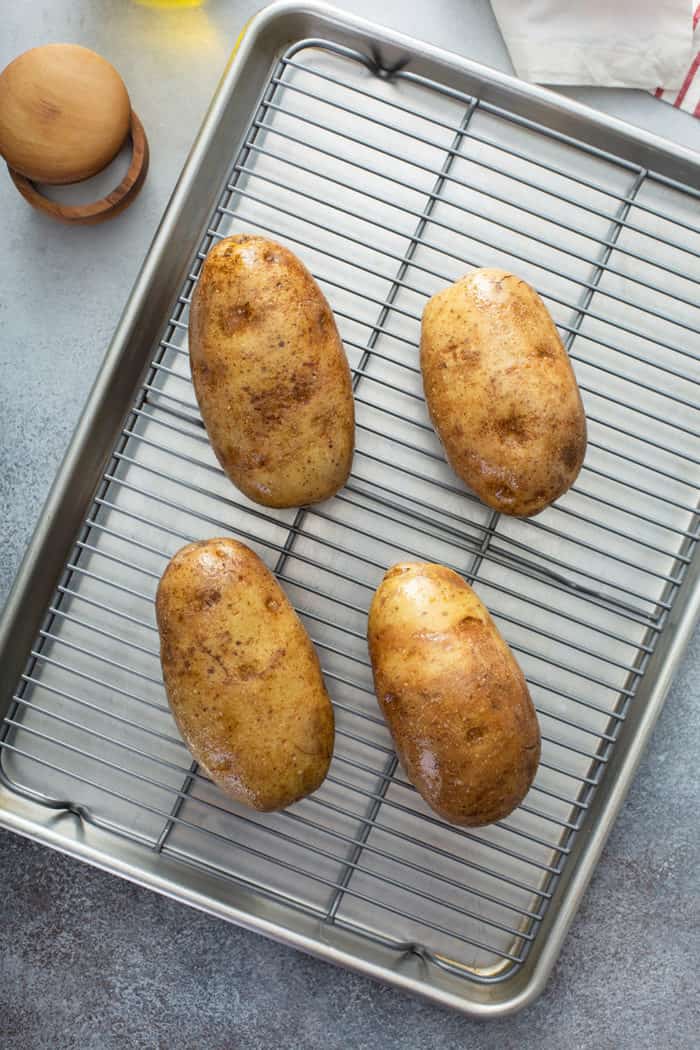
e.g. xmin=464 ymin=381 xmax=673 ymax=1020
xmin=2 ymin=39 xmax=699 ymax=982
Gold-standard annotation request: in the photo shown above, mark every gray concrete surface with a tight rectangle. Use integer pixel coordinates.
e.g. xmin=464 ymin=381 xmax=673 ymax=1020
xmin=1 ymin=2 xmax=699 ymax=1047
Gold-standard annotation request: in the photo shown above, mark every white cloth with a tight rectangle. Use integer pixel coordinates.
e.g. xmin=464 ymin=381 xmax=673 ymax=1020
xmin=490 ymin=0 xmax=693 ymax=88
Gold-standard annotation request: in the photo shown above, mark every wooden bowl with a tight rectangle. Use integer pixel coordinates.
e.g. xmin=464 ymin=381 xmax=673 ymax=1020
xmin=0 ymin=43 xmax=148 ymax=223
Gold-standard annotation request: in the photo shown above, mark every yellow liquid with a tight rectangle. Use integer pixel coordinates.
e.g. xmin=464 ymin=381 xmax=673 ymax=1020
xmin=133 ymin=1 xmax=204 ymax=9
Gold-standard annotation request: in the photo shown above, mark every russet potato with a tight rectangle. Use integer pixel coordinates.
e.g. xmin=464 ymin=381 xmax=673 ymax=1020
xmin=156 ymin=538 xmax=334 ymax=811
xmin=190 ymin=234 xmax=354 ymax=508
xmin=368 ymin=561 xmax=540 ymax=826
xmin=421 ymin=268 xmax=586 ymax=516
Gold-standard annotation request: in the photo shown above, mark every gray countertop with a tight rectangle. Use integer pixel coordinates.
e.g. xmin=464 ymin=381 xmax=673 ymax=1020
xmin=1 ymin=2 xmax=699 ymax=1047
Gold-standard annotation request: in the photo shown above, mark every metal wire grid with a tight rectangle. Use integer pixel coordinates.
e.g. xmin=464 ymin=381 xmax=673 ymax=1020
xmin=2 ymin=39 xmax=699 ymax=982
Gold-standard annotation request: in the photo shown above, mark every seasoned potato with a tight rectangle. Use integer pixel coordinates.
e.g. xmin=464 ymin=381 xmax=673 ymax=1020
xmin=421 ymin=268 xmax=586 ymax=516
xmin=368 ymin=562 xmax=540 ymax=827
xmin=156 ymin=538 xmax=334 ymax=811
xmin=189 ymin=234 xmax=354 ymax=508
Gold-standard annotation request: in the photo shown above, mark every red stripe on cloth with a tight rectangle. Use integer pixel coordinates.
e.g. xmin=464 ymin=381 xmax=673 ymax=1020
xmin=694 ymin=4 xmax=700 ymax=30
xmin=694 ymin=96 xmax=700 ymax=116
xmin=654 ymin=86 xmax=664 ymax=97
xmin=675 ymin=50 xmax=700 ymax=107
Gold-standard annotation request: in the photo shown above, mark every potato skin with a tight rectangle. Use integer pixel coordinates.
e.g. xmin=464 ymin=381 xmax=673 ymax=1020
xmin=156 ymin=538 xmax=334 ymax=811
xmin=421 ymin=268 xmax=587 ymax=516
xmin=190 ymin=234 xmax=354 ymax=508
xmin=368 ymin=562 xmax=540 ymax=826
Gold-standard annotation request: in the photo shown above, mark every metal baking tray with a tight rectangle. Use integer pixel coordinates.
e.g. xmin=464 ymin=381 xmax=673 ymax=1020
xmin=1 ymin=1 xmax=699 ymax=1017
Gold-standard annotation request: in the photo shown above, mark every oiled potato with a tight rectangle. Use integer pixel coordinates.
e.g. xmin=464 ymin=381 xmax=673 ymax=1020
xmin=156 ymin=538 xmax=334 ymax=811
xmin=189 ymin=234 xmax=354 ymax=508
xmin=368 ymin=562 xmax=540 ymax=827
xmin=421 ymin=268 xmax=586 ymax=516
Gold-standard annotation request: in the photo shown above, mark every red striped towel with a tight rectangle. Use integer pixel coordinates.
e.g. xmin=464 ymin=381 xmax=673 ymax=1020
xmin=654 ymin=3 xmax=700 ymax=114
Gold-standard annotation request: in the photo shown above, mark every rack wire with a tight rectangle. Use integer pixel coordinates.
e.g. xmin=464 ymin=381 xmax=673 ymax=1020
xmin=2 ymin=39 xmax=699 ymax=981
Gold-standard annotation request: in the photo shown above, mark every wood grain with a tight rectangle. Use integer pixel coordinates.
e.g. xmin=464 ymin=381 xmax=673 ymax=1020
xmin=0 ymin=43 xmax=131 ymax=184
xmin=7 ymin=110 xmax=149 ymax=225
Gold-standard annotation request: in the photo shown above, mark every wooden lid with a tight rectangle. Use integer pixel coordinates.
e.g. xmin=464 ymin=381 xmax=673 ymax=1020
xmin=0 ymin=43 xmax=131 ymax=184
